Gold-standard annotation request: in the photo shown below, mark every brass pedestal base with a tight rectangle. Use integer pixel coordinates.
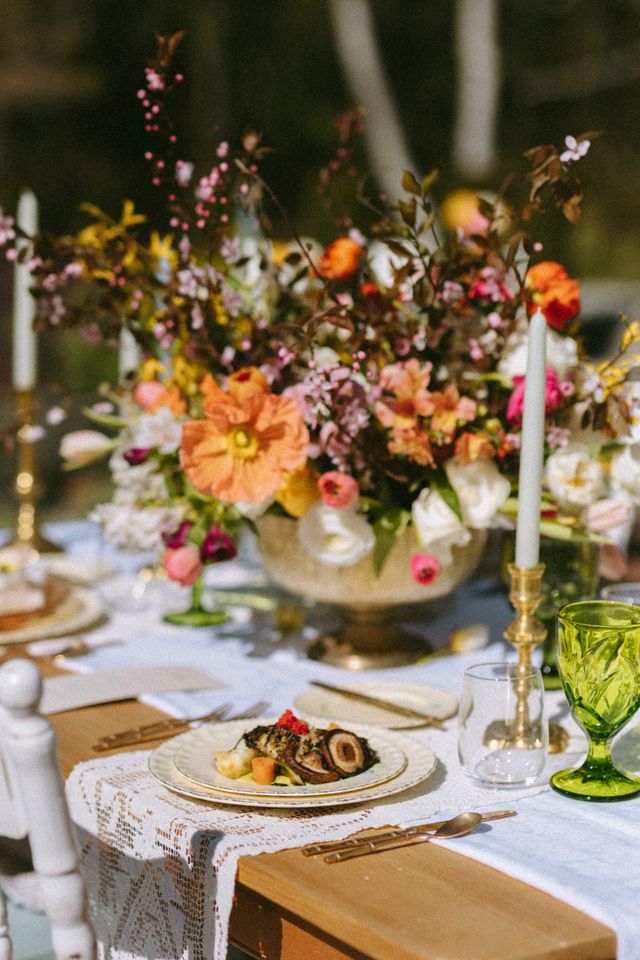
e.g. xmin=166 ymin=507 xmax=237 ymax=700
xmin=306 ymin=607 xmax=430 ymax=670
xmin=484 ymin=719 xmax=569 ymax=755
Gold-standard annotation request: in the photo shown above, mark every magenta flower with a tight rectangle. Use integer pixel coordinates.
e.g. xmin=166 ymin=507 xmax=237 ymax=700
xmin=506 ymin=369 xmax=564 ymax=424
xmin=200 ymin=525 xmax=237 ymax=564
xmin=123 ymin=447 xmax=152 ymax=466
xmin=410 ymin=553 xmax=441 ymax=586
xmin=162 ymin=520 xmax=194 ymax=549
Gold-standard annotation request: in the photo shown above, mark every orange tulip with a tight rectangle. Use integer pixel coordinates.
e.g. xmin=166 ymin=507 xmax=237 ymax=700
xmin=318 ymin=237 xmax=362 ymax=280
xmin=525 ymin=261 xmax=580 ymax=331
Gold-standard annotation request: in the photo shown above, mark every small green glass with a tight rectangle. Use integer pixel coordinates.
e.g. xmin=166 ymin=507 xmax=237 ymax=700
xmin=551 ymin=600 xmax=640 ymax=801
xmin=163 ymin=576 xmax=228 ymax=627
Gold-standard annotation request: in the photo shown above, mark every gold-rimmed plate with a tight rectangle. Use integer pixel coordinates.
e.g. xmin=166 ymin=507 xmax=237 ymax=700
xmin=149 ymin=723 xmax=437 ymax=809
xmin=0 ymin=585 xmax=103 ymax=643
xmin=172 ymin=719 xmax=407 ymax=798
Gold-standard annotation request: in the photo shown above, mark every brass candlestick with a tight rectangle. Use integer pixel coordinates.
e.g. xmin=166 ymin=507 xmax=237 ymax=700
xmin=486 ymin=563 xmax=569 ymax=754
xmin=9 ymin=389 xmax=62 ymax=555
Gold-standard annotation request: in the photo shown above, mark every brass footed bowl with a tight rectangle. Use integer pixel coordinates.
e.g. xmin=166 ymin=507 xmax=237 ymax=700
xmin=256 ymin=516 xmax=486 ymax=668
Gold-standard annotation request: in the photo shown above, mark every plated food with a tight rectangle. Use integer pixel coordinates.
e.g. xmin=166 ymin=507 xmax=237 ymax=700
xmin=214 ymin=710 xmax=379 ymax=787
xmin=0 ymin=546 xmax=69 ymax=631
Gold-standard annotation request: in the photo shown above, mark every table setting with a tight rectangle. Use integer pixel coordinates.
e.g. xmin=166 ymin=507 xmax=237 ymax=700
xmin=3 ymin=31 xmax=640 ymax=960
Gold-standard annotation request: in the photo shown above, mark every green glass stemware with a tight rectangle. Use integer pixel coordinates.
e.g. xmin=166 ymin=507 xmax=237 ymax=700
xmin=551 ymin=600 xmax=640 ymax=801
xmin=163 ymin=576 xmax=228 ymax=627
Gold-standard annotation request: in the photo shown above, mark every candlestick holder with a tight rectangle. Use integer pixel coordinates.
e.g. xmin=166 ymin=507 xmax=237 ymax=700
xmin=484 ymin=563 xmax=569 ymax=754
xmin=9 ymin=389 xmax=62 ymax=555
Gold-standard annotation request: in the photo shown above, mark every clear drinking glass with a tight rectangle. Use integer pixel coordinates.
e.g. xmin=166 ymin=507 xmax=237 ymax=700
xmin=600 ymin=582 xmax=640 ymax=605
xmin=551 ymin=600 xmax=640 ymax=801
xmin=458 ymin=662 xmax=548 ymax=786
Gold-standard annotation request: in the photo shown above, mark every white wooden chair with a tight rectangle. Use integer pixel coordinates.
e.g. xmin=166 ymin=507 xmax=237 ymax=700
xmin=0 ymin=658 xmax=95 ymax=960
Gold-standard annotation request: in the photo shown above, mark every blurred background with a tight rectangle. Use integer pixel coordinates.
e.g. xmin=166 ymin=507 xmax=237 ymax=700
xmin=2 ymin=0 xmax=640 ymax=526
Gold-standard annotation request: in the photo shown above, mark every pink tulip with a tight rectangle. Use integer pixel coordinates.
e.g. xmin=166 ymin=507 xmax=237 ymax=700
xmin=162 ymin=544 xmax=203 ymax=587
xmin=317 ymin=471 xmax=359 ymax=509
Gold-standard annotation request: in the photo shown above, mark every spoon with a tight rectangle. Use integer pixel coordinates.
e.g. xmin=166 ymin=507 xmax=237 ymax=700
xmin=325 ymin=811 xmax=483 ymax=863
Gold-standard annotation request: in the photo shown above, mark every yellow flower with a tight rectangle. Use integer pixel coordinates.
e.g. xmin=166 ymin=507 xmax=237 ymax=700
xmin=149 ymin=232 xmax=177 ymax=270
xmin=139 ymin=358 xmax=167 ymax=382
xmin=275 ymin=464 xmax=320 ymax=518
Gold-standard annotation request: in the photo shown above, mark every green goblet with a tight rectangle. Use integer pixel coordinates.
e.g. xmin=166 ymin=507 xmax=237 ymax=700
xmin=551 ymin=600 xmax=640 ymax=801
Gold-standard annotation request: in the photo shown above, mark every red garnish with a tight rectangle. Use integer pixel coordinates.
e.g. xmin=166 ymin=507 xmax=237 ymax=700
xmin=276 ymin=710 xmax=310 ymax=735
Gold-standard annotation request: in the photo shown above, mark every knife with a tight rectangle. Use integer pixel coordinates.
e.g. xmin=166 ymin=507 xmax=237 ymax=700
xmin=302 ymin=809 xmax=516 ymax=857
xmin=310 ymin=680 xmax=445 ymax=726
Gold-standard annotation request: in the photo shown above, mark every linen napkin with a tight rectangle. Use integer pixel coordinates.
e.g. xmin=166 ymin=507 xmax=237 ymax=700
xmin=40 ymin=665 xmax=223 ymax=714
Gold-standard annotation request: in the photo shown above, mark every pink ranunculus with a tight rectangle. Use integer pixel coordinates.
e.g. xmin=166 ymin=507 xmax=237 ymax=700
xmin=161 ymin=544 xmax=203 ymax=587
xmin=506 ymin=369 xmax=564 ymax=424
xmin=134 ymin=380 xmax=166 ymax=410
xmin=317 ymin=471 xmax=359 ymax=509
xmin=410 ymin=552 xmax=441 ymax=586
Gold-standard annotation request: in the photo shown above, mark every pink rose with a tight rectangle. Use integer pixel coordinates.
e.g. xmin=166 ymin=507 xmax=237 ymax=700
xmin=134 ymin=380 xmax=166 ymax=410
xmin=162 ymin=544 xmax=203 ymax=586
xmin=317 ymin=471 xmax=359 ymax=509
xmin=507 ymin=369 xmax=564 ymax=424
xmin=410 ymin=552 xmax=441 ymax=586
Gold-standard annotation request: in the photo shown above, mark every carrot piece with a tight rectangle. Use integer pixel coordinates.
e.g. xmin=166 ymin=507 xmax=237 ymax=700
xmin=251 ymin=756 xmax=277 ymax=784
xmin=328 ymin=722 xmax=342 ymax=730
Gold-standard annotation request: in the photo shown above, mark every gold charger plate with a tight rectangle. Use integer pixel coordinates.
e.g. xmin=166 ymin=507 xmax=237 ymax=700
xmin=294 ymin=681 xmax=458 ymax=729
xmin=0 ymin=585 xmax=103 ymax=644
xmin=149 ymin=723 xmax=437 ymax=809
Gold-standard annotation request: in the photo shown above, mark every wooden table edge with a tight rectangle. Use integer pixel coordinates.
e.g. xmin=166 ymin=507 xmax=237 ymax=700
xmin=17 ymin=653 xmax=617 ymax=960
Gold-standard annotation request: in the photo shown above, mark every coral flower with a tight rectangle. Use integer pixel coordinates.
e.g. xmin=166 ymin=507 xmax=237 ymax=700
xmin=227 ymin=366 xmax=269 ymax=404
xmin=162 ymin=544 xmax=202 ymax=586
xmin=454 ymin=431 xmax=495 ymax=464
xmin=134 ymin=381 xmax=187 ymax=417
xmin=410 ymin=552 xmax=441 ymax=586
xmin=181 ymin=392 xmax=309 ymax=504
xmin=428 ymin=385 xmax=477 ymax=439
xmin=525 ymin=261 xmax=580 ymax=331
xmin=318 ymin=237 xmax=362 ymax=280
xmin=318 ymin=471 xmax=359 ymax=509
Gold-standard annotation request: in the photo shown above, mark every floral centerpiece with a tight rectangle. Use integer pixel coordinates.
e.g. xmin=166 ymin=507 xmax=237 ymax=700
xmin=2 ymin=36 xmax=639 ymax=643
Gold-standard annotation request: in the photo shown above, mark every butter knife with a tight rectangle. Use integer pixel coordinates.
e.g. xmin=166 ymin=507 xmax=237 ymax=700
xmin=310 ymin=681 xmax=445 ymax=726
xmin=302 ymin=809 xmax=516 ymax=857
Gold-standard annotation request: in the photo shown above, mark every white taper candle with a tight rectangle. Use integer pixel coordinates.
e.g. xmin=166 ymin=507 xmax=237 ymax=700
xmin=12 ymin=189 xmax=39 ymax=390
xmin=515 ymin=309 xmax=547 ymax=568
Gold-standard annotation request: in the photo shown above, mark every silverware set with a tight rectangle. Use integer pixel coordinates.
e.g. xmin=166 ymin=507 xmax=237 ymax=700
xmin=301 ymin=809 xmax=517 ymax=862
xmin=92 ymin=699 xmax=269 ymax=752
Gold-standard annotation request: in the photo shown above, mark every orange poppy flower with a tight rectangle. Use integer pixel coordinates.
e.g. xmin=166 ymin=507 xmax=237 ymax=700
xmin=318 ymin=237 xmax=362 ymax=280
xmin=180 ymin=391 xmax=309 ymax=504
xmin=525 ymin=261 xmax=580 ymax=331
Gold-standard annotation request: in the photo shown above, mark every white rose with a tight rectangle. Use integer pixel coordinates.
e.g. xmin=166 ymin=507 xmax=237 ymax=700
xmin=298 ymin=503 xmax=374 ymax=568
xmin=545 ymin=443 xmax=606 ymax=511
xmin=498 ymin=328 xmax=578 ymax=380
xmin=59 ymin=430 xmax=114 ymax=465
xmin=610 ymin=445 xmax=640 ymax=500
xmin=130 ymin=407 xmax=182 ymax=454
xmin=411 ymin=489 xmax=471 ymax=565
xmin=236 ymin=496 xmax=275 ymax=520
xmin=445 ymin=459 xmax=511 ymax=528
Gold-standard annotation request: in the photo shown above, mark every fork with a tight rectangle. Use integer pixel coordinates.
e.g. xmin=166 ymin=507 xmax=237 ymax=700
xmin=91 ymin=699 xmax=269 ymax=752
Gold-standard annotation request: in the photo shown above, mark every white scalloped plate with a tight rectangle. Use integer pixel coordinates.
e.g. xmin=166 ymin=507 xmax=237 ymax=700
xmin=172 ymin=719 xmax=406 ymax=797
xmin=294 ymin=681 xmax=458 ymax=730
xmin=149 ymin=724 xmax=437 ymax=809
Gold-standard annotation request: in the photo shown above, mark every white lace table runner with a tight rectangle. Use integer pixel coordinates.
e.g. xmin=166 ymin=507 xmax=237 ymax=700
xmin=66 ymin=723 xmax=547 ymax=960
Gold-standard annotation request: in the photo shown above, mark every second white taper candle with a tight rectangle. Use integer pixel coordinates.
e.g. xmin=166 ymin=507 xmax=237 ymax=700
xmin=515 ymin=309 xmax=547 ymax=568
